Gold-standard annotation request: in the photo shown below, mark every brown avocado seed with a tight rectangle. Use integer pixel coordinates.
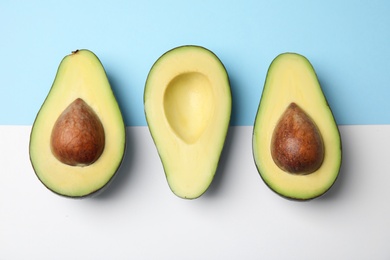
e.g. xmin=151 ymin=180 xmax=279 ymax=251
xmin=51 ymin=98 xmax=105 ymax=166
xmin=271 ymin=102 xmax=324 ymax=174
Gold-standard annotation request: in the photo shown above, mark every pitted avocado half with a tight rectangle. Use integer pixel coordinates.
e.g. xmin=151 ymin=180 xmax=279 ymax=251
xmin=144 ymin=45 xmax=231 ymax=199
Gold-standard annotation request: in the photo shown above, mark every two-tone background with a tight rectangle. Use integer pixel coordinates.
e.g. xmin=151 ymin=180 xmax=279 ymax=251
xmin=1 ymin=1 xmax=389 ymax=259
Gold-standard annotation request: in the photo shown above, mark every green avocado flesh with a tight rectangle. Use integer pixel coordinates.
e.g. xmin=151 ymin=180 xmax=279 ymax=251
xmin=144 ymin=45 xmax=232 ymax=199
xmin=29 ymin=50 xmax=126 ymax=198
xmin=252 ymin=53 xmax=342 ymax=200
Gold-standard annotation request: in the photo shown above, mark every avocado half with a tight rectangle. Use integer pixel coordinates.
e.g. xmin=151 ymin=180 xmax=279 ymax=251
xmin=29 ymin=49 xmax=126 ymax=198
xmin=144 ymin=45 xmax=232 ymax=199
xmin=253 ymin=53 xmax=342 ymax=200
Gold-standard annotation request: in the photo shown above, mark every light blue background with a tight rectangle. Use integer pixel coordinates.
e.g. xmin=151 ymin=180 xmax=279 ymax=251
xmin=1 ymin=0 xmax=389 ymax=126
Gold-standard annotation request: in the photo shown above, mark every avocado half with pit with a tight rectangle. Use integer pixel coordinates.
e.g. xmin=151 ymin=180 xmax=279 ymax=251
xmin=144 ymin=45 xmax=231 ymax=199
xmin=29 ymin=49 xmax=126 ymax=198
xmin=253 ymin=53 xmax=342 ymax=200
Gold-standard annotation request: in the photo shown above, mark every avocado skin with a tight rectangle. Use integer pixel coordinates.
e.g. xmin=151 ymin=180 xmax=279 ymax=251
xmin=29 ymin=50 xmax=126 ymax=198
xmin=252 ymin=53 xmax=342 ymax=201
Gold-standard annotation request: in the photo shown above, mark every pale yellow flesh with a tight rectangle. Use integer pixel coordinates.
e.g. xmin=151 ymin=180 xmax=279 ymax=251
xmin=253 ymin=53 xmax=341 ymax=200
xmin=144 ymin=46 xmax=231 ymax=199
xmin=30 ymin=50 xmax=125 ymax=197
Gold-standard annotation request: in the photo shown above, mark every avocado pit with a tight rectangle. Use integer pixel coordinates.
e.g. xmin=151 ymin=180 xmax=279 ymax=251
xmin=271 ymin=102 xmax=324 ymax=174
xmin=50 ymin=98 xmax=105 ymax=167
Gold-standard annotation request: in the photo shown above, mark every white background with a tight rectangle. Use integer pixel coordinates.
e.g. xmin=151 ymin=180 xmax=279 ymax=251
xmin=1 ymin=125 xmax=390 ymax=259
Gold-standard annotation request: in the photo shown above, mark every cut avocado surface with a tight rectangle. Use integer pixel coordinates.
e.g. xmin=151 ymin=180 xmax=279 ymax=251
xmin=29 ymin=49 xmax=126 ymax=198
xmin=144 ymin=45 xmax=232 ymax=199
xmin=253 ymin=53 xmax=342 ymax=200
